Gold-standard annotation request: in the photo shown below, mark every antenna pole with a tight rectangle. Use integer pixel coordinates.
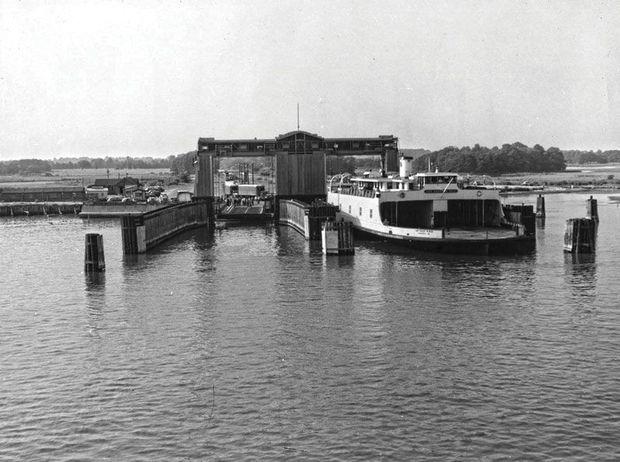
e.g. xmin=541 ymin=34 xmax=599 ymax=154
xmin=297 ymin=103 xmax=300 ymax=130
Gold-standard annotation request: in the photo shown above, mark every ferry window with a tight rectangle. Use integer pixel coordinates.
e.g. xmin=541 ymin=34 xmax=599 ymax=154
xmin=349 ymin=205 xmax=351 ymax=214
xmin=369 ymin=209 xmax=373 ymax=218
xmin=359 ymin=207 xmax=362 ymax=216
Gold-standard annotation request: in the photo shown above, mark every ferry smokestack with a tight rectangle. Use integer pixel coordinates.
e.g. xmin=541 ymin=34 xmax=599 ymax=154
xmin=399 ymin=157 xmax=414 ymax=178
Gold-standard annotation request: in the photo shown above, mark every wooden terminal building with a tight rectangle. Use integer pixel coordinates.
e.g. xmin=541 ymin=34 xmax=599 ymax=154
xmin=196 ymin=130 xmax=399 ymax=202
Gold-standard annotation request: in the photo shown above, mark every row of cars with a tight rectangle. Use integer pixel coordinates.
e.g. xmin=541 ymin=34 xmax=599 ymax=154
xmin=85 ymin=184 xmax=192 ymax=205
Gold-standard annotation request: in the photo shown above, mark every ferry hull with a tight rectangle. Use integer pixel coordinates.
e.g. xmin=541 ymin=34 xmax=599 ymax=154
xmin=326 ymin=172 xmax=536 ymax=256
xmin=353 ymin=225 xmax=536 ymax=255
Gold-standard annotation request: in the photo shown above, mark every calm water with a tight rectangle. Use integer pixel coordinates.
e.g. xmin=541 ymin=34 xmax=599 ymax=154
xmin=1 ymin=193 xmax=619 ymax=461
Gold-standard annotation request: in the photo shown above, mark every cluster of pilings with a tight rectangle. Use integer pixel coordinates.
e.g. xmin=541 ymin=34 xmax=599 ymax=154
xmin=532 ymin=194 xmax=599 ymax=254
xmin=564 ymin=196 xmax=599 ymax=254
xmin=278 ymin=198 xmax=354 ymax=255
xmin=322 ymin=220 xmax=354 ymax=255
xmin=306 ymin=199 xmax=340 ymax=240
xmin=503 ymin=204 xmax=536 ymax=236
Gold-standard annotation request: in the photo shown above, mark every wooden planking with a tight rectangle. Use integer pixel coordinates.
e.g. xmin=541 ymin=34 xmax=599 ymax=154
xmin=322 ymin=220 xmax=354 ymax=255
xmin=195 ymin=146 xmax=336 ymax=198
xmin=275 ymin=152 xmax=326 ymax=196
xmin=277 ymin=199 xmax=309 ymax=236
xmin=194 ymin=153 xmax=214 ymax=198
xmin=564 ymin=218 xmax=597 ymax=253
xmin=503 ymin=204 xmax=536 ymax=236
xmin=84 ymin=233 xmax=105 ymax=272
xmin=121 ymin=200 xmax=212 ymax=254
xmin=385 ymin=150 xmax=399 ymax=172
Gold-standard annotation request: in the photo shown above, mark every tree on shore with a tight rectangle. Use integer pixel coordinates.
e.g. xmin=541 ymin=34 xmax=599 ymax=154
xmin=413 ymin=142 xmax=566 ymax=174
xmin=0 ymin=159 xmax=52 ymax=175
xmin=562 ymin=149 xmax=620 ymax=164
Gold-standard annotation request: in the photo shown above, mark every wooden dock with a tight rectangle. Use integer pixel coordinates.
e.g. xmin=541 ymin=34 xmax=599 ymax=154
xmin=217 ymin=203 xmax=273 ymax=221
xmin=0 ymin=202 xmax=82 ymax=216
xmin=80 ymin=203 xmax=166 ymax=218
xmin=278 ymin=199 xmax=339 ymax=240
xmin=121 ymin=199 xmax=212 ymax=254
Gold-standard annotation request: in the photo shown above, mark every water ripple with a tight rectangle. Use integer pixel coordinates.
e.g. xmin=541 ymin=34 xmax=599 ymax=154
xmin=1 ymin=196 xmax=619 ymax=460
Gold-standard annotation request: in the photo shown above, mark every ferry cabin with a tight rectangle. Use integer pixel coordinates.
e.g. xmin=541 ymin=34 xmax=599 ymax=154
xmin=327 ymin=172 xmax=504 ymax=235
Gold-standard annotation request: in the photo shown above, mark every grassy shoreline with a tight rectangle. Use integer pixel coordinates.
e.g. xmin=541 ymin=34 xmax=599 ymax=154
xmin=2 ymin=164 xmax=620 ymax=195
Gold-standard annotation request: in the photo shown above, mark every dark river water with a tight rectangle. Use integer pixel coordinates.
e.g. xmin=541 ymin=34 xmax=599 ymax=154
xmin=1 ymin=193 xmax=619 ymax=461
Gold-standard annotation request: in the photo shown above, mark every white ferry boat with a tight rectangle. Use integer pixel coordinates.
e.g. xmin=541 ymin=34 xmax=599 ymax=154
xmin=326 ymin=161 xmax=535 ymax=255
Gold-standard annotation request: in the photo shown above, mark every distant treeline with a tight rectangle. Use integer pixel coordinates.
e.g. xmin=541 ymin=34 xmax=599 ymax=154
xmin=0 ymin=143 xmax=571 ymax=177
xmin=562 ymin=150 xmax=620 ymax=164
xmin=169 ymin=152 xmax=196 ymax=175
xmin=414 ymin=143 xmax=566 ymax=175
xmin=0 ymin=156 xmax=178 ymax=176
xmin=53 ymin=156 xmax=171 ymax=170
xmin=0 ymin=159 xmax=55 ymax=175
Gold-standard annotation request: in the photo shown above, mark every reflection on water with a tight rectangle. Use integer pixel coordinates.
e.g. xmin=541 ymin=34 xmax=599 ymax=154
xmin=122 ymin=253 xmax=148 ymax=267
xmin=85 ymin=271 xmax=106 ymax=290
xmin=564 ymin=252 xmax=597 ymax=300
xmin=1 ymin=193 xmax=619 ymax=461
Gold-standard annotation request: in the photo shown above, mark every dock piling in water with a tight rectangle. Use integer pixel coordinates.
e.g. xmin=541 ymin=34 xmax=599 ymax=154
xmin=503 ymin=204 xmax=536 ymax=236
xmin=84 ymin=233 xmax=105 ymax=272
xmin=536 ymin=194 xmax=546 ymax=218
xmin=586 ymin=196 xmax=598 ymax=223
xmin=564 ymin=218 xmax=596 ymax=253
xmin=322 ymin=220 xmax=354 ymax=255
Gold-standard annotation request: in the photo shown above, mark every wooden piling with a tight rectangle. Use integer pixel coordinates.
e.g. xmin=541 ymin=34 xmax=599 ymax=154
xmin=322 ymin=220 xmax=354 ymax=255
xmin=121 ymin=215 xmax=146 ymax=254
xmin=307 ymin=199 xmax=339 ymax=240
xmin=85 ymin=233 xmax=105 ymax=272
xmin=536 ymin=194 xmax=546 ymax=218
xmin=586 ymin=196 xmax=599 ymax=223
xmin=503 ymin=204 xmax=536 ymax=236
xmin=563 ymin=218 xmax=596 ymax=253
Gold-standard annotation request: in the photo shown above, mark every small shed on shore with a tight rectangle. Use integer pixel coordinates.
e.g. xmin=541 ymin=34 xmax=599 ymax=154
xmin=93 ymin=177 xmax=140 ymax=195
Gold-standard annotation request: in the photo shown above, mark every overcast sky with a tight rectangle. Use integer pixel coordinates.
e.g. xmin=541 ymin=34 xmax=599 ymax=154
xmin=1 ymin=0 xmax=618 ymax=159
